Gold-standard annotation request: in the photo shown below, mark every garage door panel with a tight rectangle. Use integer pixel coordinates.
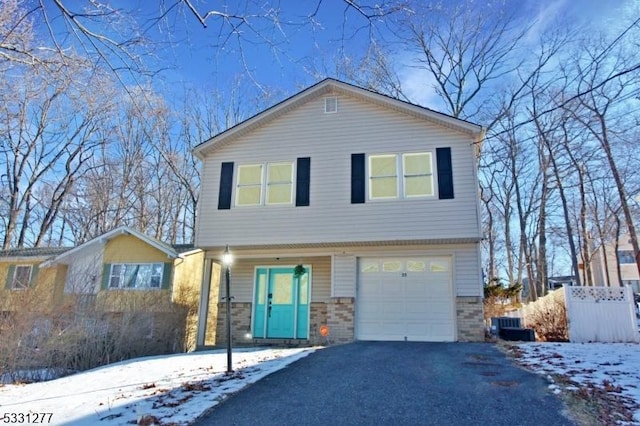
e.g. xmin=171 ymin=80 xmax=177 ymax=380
xmin=405 ymin=286 xmax=428 ymax=299
xmin=358 ymin=306 xmax=379 ymax=317
xmin=427 ymin=286 xmax=451 ymax=298
xmin=359 ymin=283 xmax=382 ymax=296
xmin=357 ymin=257 xmax=455 ymax=342
xmin=384 ymin=301 xmax=405 ymax=310
xmin=426 ymin=305 xmax=452 ymax=316
xmin=404 ymin=301 xmax=426 ymax=313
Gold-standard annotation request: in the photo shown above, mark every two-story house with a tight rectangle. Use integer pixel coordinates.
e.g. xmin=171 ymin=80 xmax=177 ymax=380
xmin=193 ymin=79 xmax=485 ymax=346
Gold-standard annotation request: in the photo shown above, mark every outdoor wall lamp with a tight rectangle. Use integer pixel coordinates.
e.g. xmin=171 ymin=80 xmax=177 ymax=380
xmin=222 ymin=245 xmax=233 ymax=373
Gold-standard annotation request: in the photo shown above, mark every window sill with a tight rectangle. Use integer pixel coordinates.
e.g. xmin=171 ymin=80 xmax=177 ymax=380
xmin=367 ymin=196 xmax=438 ymax=202
xmin=104 ymin=288 xmax=164 ymax=292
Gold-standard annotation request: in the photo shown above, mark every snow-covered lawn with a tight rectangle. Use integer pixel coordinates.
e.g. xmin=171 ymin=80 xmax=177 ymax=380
xmin=7 ymin=342 xmax=637 ymax=425
xmin=513 ymin=342 xmax=640 ymax=424
xmin=0 ymin=347 xmax=317 ymax=425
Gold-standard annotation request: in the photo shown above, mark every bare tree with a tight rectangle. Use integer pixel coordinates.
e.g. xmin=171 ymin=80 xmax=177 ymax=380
xmin=400 ymin=1 xmax=531 ymax=120
xmin=567 ymin=39 xmax=640 ymax=279
xmin=1 ymin=1 xmax=407 ymax=89
xmin=0 ymin=58 xmax=115 ymax=248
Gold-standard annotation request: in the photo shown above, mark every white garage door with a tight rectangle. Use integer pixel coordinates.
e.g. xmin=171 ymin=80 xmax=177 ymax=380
xmin=356 ymin=257 xmax=455 ymax=342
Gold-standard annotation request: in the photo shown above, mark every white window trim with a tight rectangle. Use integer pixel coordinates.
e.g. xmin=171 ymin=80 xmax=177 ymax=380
xmin=324 ymin=96 xmax=338 ymax=113
xmin=11 ymin=265 xmax=33 ymax=290
xmin=235 ymin=164 xmax=264 ymax=206
xmin=368 ymin=151 xmax=436 ymax=200
xmin=266 ymin=162 xmax=294 ymax=205
xmin=368 ymin=154 xmax=399 ymax=200
xmin=402 ymin=152 xmax=435 ymax=198
xmin=108 ymin=263 xmax=163 ymax=290
xmin=235 ymin=161 xmax=295 ymax=207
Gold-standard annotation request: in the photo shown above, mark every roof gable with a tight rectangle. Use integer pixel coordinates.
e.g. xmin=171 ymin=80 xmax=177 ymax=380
xmin=193 ymin=78 xmax=484 ymax=159
xmin=41 ymin=226 xmax=179 ymax=267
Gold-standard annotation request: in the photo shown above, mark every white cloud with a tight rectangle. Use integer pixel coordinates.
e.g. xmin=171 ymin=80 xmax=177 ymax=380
xmin=397 ymin=60 xmax=448 ymax=111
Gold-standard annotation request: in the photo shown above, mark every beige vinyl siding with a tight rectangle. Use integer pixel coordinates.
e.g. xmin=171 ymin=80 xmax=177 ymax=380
xmin=218 ymin=256 xmax=331 ymax=303
xmin=452 ymin=245 xmax=483 ymax=297
xmin=332 ymin=254 xmax=356 ymax=297
xmin=196 ymin=92 xmax=480 ymax=248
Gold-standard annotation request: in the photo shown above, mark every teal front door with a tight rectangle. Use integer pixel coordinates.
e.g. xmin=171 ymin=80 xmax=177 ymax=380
xmin=253 ymin=267 xmax=309 ymax=339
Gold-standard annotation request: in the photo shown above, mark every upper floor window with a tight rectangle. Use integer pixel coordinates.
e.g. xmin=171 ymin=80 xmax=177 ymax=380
xmin=236 ymin=164 xmax=263 ymax=206
xmin=236 ymin=162 xmax=293 ymax=206
xmin=403 ymin=153 xmax=434 ymax=197
xmin=11 ymin=265 xmax=32 ymax=289
xmin=368 ymin=152 xmax=434 ymax=200
xmin=369 ymin=155 xmax=398 ymax=199
xmin=618 ymin=250 xmax=636 ymax=264
xmin=109 ymin=263 xmax=163 ymax=290
xmin=267 ymin=163 xmax=293 ymax=204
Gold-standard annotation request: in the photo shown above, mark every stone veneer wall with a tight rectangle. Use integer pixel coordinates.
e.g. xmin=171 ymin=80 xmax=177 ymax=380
xmin=456 ymin=296 xmax=485 ymax=341
xmin=215 ymin=297 xmax=483 ymax=345
xmin=326 ymin=297 xmax=355 ymax=344
xmin=308 ymin=303 xmax=328 ymax=345
xmin=216 ymin=302 xmax=329 ymax=346
xmin=215 ymin=302 xmax=252 ymax=345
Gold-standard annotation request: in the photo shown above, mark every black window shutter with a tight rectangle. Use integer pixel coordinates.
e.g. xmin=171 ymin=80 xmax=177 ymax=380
xmin=218 ymin=162 xmax=234 ymax=209
xmin=351 ymin=153 xmax=366 ymax=204
xmin=436 ymin=147 xmax=454 ymax=199
xmin=296 ymin=157 xmax=311 ymax=207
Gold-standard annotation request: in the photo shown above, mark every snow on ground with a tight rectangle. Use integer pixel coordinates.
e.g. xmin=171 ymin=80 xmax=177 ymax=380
xmin=514 ymin=342 xmax=640 ymax=424
xmin=0 ymin=347 xmax=317 ymax=425
xmin=6 ymin=342 xmax=638 ymax=425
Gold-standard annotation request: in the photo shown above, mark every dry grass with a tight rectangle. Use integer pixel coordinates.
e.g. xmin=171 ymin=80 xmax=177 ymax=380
xmin=0 ymin=285 xmax=200 ymax=383
xmin=500 ymin=343 xmax=639 ymax=425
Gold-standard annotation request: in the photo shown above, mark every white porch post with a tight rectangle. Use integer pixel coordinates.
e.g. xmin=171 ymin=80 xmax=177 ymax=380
xmin=196 ymin=257 xmax=213 ymax=348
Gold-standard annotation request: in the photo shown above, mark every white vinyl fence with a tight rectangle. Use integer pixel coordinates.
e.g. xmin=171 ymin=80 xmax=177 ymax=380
xmin=564 ymin=285 xmax=639 ymax=343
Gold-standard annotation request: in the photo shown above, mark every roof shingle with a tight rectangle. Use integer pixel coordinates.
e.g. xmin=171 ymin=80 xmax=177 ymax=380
xmin=0 ymin=247 xmax=73 ymax=259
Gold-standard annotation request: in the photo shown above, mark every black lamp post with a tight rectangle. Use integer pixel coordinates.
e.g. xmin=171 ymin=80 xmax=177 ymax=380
xmin=222 ymin=245 xmax=233 ymax=373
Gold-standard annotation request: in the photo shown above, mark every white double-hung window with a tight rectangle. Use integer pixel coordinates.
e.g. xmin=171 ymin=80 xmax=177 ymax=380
xmin=236 ymin=162 xmax=293 ymax=206
xmin=266 ymin=163 xmax=293 ymax=204
xmin=236 ymin=164 xmax=264 ymax=206
xmin=403 ymin=152 xmax=434 ymax=197
xmin=369 ymin=152 xmax=434 ymax=200
xmin=109 ymin=263 xmax=163 ymax=289
xmin=369 ymin=155 xmax=398 ymax=199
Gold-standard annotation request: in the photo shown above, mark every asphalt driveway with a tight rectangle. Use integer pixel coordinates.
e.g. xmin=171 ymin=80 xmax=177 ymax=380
xmin=194 ymin=342 xmax=575 ymax=426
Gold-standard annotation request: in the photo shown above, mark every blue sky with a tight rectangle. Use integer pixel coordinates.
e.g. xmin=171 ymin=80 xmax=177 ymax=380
xmin=37 ymin=0 xmax=639 ymax=118
xmin=149 ymin=1 xmax=390 ymax=96
xmin=136 ymin=0 xmax=636 ymax=109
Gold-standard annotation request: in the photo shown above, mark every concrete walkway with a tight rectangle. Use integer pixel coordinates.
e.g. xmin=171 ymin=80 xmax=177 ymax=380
xmin=194 ymin=342 xmax=576 ymax=426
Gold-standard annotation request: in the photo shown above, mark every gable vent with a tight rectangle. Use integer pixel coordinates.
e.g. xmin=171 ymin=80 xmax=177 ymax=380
xmin=324 ymin=96 xmax=338 ymax=113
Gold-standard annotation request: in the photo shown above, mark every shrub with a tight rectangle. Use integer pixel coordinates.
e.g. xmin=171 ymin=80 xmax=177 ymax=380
xmin=0 ymin=288 xmax=196 ymax=383
xmin=524 ymin=294 xmax=569 ymax=342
